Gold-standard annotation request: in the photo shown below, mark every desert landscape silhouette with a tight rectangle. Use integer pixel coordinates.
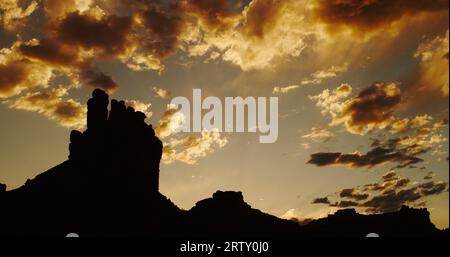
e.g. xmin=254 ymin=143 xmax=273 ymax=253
xmin=0 ymin=89 xmax=447 ymax=237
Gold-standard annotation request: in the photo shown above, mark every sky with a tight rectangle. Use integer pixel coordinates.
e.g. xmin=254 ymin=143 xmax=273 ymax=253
xmin=0 ymin=0 xmax=449 ymax=228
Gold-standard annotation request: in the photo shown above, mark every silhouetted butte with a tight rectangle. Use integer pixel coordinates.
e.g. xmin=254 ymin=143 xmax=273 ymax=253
xmin=0 ymin=89 xmax=446 ymax=237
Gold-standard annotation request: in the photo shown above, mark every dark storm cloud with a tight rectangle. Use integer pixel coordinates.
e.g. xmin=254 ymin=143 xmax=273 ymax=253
xmin=318 ymin=81 xmax=449 ymax=138
xmin=307 ymin=152 xmax=341 ymax=167
xmin=41 ymin=0 xmax=193 ymax=62
xmin=2 ymin=0 xmax=228 ymax=97
xmin=339 ymin=188 xmax=369 ymax=201
xmin=244 ymin=0 xmax=287 ymax=38
xmin=19 ymin=38 xmax=78 ymax=67
xmin=80 ymin=67 xmax=119 ymax=93
xmin=136 ymin=1 xmax=185 ymax=58
xmin=314 ymin=171 xmax=448 ymax=214
xmin=0 ymin=62 xmax=28 ymax=97
xmin=312 ymin=197 xmax=330 ymax=204
xmin=315 ymin=0 xmax=449 ymax=31
xmin=53 ymin=101 xmax=83 ymax=120
xmin=185 ymin=0 xmax=239 ymax=31
xmin=364 ymin=171 xmax=411 ymax=192
xmin=307 ymin=146 xmax=423 ymax=169
xmin=57 ymin=12 xmax=134 ymax=57
xmin=363 ymin=181 xmax=447 ymax=213
xmin=363 ymin=187 xmax=422 ymax=213
xmin=0 ymin=54 xmax=52 ymax=98
xmin=342 ymin=83 xmax=402 ymax=134
xmin=330 ymin=200 xmax=360 ymax=208
xmin=419 ymin=181 xmax=447 ymax=196
xmin=16 ymin=12 xmax=130 ymax=92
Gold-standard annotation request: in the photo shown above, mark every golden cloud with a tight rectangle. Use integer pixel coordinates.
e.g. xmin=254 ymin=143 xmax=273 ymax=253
xmin=302 ymin=128 xmax=334 ymax=143
xmin=310 ymin=83 xmax=422 ymax=135
xmin=154 ymin=100 xmax=228 ymax=165
xmin=0 ymin=43 xmax=53 ymax=98
xmin=272 ymin=85 xmax=299 ymax=94
xmin=338 ymin=82 xmax=402 ymax=135
xmin=0 ymin=0 xmax=448 ymax=133
xmin=0 ymin=0 xmax=38 ymax=32
xmin=314 ymin=0 xmax=449 ymax=33
xmin=162 ymin=129 xmax=228 ymax=165
xmin=414 ymin=30 xmax=449 ymax=96
xmin=8 ymin=87 xmax=86 ymax=128
xmin=155 ymin=104 xmax=184 ymax=139
xmin=300 ymin=63 xmax=349 ymax=85
xmin=184 ymin=0 xmax=240 ymax=32
xmin=388 ymin=115 xmax=433 ymax=134
xmin=19 ymin=38 xmax=80 ymax=67
xmin=153 ymin=87 xmax=172 ymax=99
xmin=243 ymin=0 xmax=287 ymax=39
xmin=309 ymin=83 xmax=353 ymax=122
xmin=183 ymin=0 xmax=310 ymax=70
xmin=124 ymin=99 xmax=152 ymax=118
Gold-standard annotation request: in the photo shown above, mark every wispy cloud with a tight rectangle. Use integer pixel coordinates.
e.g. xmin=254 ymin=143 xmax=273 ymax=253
xmin=300 ymin=63 xmax=348 ymax=85
xmin=8 ymin=87 xmax=85 ymax=128
xmin=272 ymin=85 xmax=299 ymax=94
xmin=162 ymin=130 xmax=228 ymax=165
xmin=302 ymin=128 xmax=334 ymax=142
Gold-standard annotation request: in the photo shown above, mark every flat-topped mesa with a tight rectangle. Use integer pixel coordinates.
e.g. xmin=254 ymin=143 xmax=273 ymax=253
xmin=399 ymin=205 xmax=431 ymax=221
xmin=69 ymin=89 xmax=163 ymax=193
xmin=191 ymin=191 xmax=251 ymax=213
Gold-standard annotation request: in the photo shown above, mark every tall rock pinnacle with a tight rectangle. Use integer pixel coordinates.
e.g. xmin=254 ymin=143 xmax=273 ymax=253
xmin=69 ymin=89 xmax=162 ymax=193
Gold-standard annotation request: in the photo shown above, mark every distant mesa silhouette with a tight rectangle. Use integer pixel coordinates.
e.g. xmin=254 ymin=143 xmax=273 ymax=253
xmin=0 ymin=89 xmax=447 ymax=237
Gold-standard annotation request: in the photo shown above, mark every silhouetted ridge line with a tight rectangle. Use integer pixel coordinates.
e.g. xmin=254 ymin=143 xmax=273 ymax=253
xmin=0 ymin=89 xmax=447 ymax=237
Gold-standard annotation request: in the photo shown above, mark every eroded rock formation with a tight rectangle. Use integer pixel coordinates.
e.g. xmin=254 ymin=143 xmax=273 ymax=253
xmin=0 ymin=89 xmax=446 ymax=237
xmin=69 ymin=89 xmax=162 ymax=194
